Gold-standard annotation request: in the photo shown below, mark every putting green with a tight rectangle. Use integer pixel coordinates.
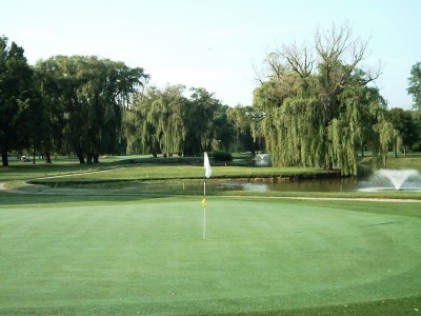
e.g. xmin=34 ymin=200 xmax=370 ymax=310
xmin=0 ymin=197 xmax=420 ymax=315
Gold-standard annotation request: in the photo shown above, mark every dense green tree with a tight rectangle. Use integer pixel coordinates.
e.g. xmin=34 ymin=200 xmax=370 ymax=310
xmin=184 ymin=88 xmax=233 ymax=155
xmin=36 ymin=56 xmax=148 ymax=163
xmin=152 ymin=85 xmax=186 ymax=157
xmin=17 ymin=88 xmax=51 ymax=164
xmin=411 ymin=111 xmax=421 ymax=151
xmin=210 ymin=103 xmax=233 ymax=152
xmin=125 ymin=86 xmax=233 ymax=157
xmin=0 ymin=36 xmax=36 ymax=166
xmin=388 ymin=108 xmax=419 ymax=156
xmin=30 ymin=68 xmax=54 ymax=163
xmin=124 ymin=89 xmax=160 ymax=156
xmin=227 ymin=105 xmax=256 ymax=154
xmin=33 ymin=59 xmax=66 ymax=159
xmin=407 ymin=62 xmax=421 ymax=154
xmin=125 ymin=85 xmax=186 ymax=157
xmin=408 ymin=62 xmax=421 ymax=110
xmin=184 ymin=88 xmax=223 ymax=155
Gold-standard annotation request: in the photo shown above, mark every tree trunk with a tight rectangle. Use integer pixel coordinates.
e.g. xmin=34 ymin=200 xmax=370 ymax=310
xmin=75 ymin=148 xmax=85 ymax=164
xmin=45 ymin=152 xmax=52 ymax=163
xmin=1 ymin=148 xmax=8 ymax=167
xmin=393 ymin=141 xmax=398 ymax=158
xmin=93 ymin=154 xmax=99 ymax=163
xmin=32 ymin=144 xmax=36 ymax=165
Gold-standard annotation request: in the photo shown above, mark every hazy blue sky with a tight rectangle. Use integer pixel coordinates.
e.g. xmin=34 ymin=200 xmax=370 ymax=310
xmin=2 ymin=0 xmax=420 ymax=108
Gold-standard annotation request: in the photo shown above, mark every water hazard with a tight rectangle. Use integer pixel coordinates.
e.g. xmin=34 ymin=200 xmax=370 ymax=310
xmin=45 ymin=169 xmax=421 ymax=194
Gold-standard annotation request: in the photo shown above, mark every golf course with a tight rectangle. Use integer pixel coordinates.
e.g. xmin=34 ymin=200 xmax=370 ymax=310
xmin=1 ymin=157 xmax=421 ymax=315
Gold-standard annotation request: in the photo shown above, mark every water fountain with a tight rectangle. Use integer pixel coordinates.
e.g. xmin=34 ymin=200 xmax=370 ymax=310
xmin=359 ymin=169 xmax=421 ymax=192
xmin=254 ymin=154 xmax=271 ymax=167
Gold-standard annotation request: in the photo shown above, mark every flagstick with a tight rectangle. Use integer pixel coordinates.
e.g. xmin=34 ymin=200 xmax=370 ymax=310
xmin=202 ymin=179 xmax=206 ymax=240
xmin=202 ymin=152 xmax=211 ymax=240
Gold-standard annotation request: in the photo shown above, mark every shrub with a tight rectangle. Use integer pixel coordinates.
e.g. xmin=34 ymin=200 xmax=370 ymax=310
xmin=211 ymin=151 xmax=232 ymax=162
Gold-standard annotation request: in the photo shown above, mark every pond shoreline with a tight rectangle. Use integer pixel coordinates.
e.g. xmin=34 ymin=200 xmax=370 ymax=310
xmin=27 ymin=170 xmax=343 ymax=186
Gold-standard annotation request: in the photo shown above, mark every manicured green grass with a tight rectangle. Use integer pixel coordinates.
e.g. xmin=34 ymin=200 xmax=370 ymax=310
xmin=1 ymin=156 xmax=421 ymax=314
xmin=1 ymin=197 xmax=420 ymax=315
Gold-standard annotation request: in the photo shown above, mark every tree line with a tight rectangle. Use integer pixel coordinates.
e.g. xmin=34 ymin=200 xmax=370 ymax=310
xmin=1 ymin=27 xmax=421 ymax=175
xmin=0 ymin=36 xmax=151 ymax=166
xmin=0 ymin=35 xmax=257 ymax=166
xmin=124 ymin=86 xmax=258 ymax=157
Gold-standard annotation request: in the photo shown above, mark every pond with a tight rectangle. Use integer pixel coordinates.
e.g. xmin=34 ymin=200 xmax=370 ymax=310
xmin=54 ymin=177 xmax=360 ymax=194
xmin=45 ymin=168 xmax=421 ymax=194
xmin=212 ymin=177 xmax=359 ymax=192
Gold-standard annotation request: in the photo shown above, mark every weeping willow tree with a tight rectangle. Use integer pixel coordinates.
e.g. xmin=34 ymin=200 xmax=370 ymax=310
xmin=152 ymin=85 xmax=186 ymax=156
xmin=124 ymin=85 xmax=186 ymax=157
xmin=123 ymin=91 xmax=159 ymax=156
xmin=253 ymin=24 xmax=390 ymax=175
xmin=125 ymin=85 xmax=234 ymax=157
xmin=34 ymin=56 xmax=149 ymax=163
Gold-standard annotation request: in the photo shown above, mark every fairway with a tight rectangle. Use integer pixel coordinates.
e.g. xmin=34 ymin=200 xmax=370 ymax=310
xmin=1 ymin=197 xmax=421 ymax=315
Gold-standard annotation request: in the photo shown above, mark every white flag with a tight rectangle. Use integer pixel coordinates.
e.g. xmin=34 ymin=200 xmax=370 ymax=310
xmin=204 ymin=152 xmax=212 ymax=178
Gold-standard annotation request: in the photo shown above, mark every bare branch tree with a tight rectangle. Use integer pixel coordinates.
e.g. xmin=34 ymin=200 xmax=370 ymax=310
xmin=264 ymin=51 xmax=286 ymax=83
xmin=314 ymin=23 xmax=381 ymax=87
xmin=279 ymin=42 xmax=314 ymax=80
xmin=251 ymin=61 xmax=265 ymax=85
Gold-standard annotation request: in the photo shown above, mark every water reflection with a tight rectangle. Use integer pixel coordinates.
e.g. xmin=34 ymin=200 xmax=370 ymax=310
xmin=216 ymin=182 xmax=269 ymax=192
xmin=213 ymin=178 xmax=359 ymax=192
xmin=60 ymin=178 xmax=359 ymax=194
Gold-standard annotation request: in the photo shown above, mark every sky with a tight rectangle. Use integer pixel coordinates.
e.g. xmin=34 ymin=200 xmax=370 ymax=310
xmin=1 ymin=0 xmax=420 ymax=109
